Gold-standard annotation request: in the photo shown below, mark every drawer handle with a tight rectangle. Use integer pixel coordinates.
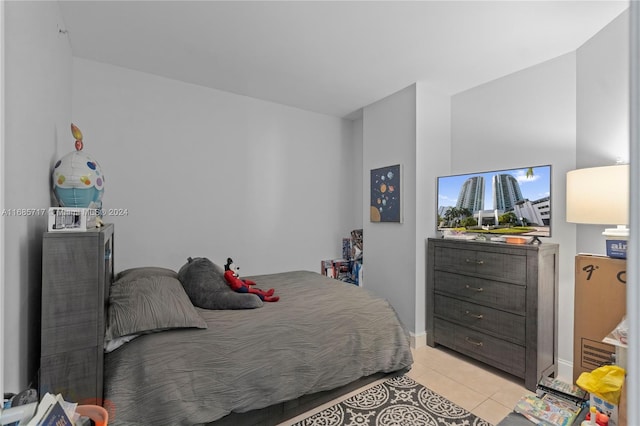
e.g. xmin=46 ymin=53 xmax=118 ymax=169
xmin=465 ymin=337 xmax=483 ymax=347
xmin=465 ymin=310 xmax=483 ymax=320
xmin=464 ymin=259 xmax=484 ymax=265
xmin=465 ymin=284 xmax=484 ymax=292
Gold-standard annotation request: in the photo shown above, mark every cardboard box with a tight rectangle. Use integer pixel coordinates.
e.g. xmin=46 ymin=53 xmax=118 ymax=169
xmin=606 ymin=238 xmax=627 ymax=259
xmin=573 ymin=255 xmax=626 ymax=383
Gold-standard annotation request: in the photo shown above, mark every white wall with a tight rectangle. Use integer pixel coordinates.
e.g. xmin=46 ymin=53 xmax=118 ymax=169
xmin=1 ymin=0 xmax=5 ymax=403
xmin=415 ymin=83 xmax=451 ymax=340
xmin=362 ymin=85 xmax=417 ymax=331
xmin=576 ymin=10 xmax=630 ymax=254
xmin=3 ymin=1 xmax=72 ymax=393
xmin=628 ymin=0 xmax=639 ymax=416
xmin=576 ymin=9 xmax=633 ymax=411
xmin=451 ymin=52 xmax=578 ymax=380
xmin=71 ymin=58 xmax=357 ymax=276
xmin=351 ymin=118 xmax=364 ymax=229
xmin=360 ymin=83 xmax=451 ymax=342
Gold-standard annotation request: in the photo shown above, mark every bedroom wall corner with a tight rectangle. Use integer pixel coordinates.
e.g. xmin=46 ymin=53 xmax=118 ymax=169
xmin=409 ymin=331 xmax=427 ymax=349
xmin=71 ymin=58 xmax=355 ymax=276
xmin=362 ymin=84 xmax=417 ymax=333
xmin=415 ymin=82 xmax=451 ymax=339
xmin=3 ymin=1 xmax=73 ymax=393
xmin=451 ymin=52 xmax=577 ymax=381
xmin=350 ymin=117 xmax=364 ymax=230
xmin=575 ymin=9 xmax=630 ymax=255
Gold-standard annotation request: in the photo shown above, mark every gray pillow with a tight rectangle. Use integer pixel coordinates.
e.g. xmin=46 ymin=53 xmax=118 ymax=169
xmin=177 ymin=257 xmax=263 ymax=309
xmin=105 ymin=274 xmax=207 ymax=342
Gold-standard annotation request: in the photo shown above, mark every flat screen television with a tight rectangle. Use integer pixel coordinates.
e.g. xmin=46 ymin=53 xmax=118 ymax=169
xmin=437 ymin=164 xmax=552 ymax=238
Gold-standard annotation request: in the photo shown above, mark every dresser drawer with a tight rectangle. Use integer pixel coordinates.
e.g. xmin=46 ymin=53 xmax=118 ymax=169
xmin=434 ymin=319 xmax=525 ymax=378
xmin=434 ymin=270 xmax=526 ymax=313
xmin=434 ymin=246 xmax=527 ymax=284
xmin=434 ymin=294 xmax=525 ymax=344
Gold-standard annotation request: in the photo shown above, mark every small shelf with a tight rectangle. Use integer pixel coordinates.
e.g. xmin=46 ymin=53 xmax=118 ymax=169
xmin=40 ymin=224 xmax=114 ymax=402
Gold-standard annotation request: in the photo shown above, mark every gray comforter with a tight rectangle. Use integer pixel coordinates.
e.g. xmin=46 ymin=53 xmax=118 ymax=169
xmin=104 ymin=270 xmax=413 ymax=425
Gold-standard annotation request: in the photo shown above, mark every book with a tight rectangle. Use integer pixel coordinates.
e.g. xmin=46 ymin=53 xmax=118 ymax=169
xmin=536 ymin=376 xmax=588 ymax=405
xmin=25 ymin=393 xmax=74 ymax=426
xmin=541 ymin=394 xmax=583 ymax=423
xmin=321 ymin=259 xmax=334 ymax=277
xmin=38 ymin=401 xmax=73 ymax=426
xmin=342 ymin=238 xmax=352 ymax=260
xmin=514 ymin=394 xmax=581 ymax=426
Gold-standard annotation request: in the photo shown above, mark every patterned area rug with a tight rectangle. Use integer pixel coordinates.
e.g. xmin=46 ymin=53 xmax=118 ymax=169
xmin=292 ymin=375 xmax=493 ymax=426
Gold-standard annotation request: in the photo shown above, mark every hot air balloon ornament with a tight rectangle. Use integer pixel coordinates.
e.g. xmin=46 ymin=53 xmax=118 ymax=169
xmin=52 ymin=124 xmax=105 ymax=211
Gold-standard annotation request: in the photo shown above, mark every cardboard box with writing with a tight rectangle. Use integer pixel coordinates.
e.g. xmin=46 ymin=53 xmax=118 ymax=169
xmin=573 ymin=255 xmax=626 ymax=383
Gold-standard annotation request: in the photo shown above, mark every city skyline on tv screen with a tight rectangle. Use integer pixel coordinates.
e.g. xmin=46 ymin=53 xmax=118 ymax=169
xmin=437 ymin=165 xmax=552 ymax=236
xmin=438 ymin=166 xmax=551 ymax=211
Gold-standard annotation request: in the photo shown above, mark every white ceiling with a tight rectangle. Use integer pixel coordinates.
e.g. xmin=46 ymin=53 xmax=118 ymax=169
xmin=58 ymin=1 xmax=629 ymax=119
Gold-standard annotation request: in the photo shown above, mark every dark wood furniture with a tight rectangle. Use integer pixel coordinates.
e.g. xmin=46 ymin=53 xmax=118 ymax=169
xmin=426 ymin=237 xmax=558 ymax=391
xmin=39 ymin=224 xmax=114 ymax=403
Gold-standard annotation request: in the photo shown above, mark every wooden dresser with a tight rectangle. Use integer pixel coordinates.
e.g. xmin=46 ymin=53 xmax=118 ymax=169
xmin=39 ymin=224 xmax=114 ymax=403
xmin=426 ymin=237 xmax=558 ymax=391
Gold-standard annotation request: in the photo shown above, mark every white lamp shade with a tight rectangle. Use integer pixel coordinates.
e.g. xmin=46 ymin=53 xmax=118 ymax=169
xmin=566 ymin=164 xmax=629 ymax=225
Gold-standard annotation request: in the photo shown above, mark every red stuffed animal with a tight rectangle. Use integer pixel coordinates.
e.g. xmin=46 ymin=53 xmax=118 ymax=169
xmin=223 ymin=258 xmax=279 ymax=302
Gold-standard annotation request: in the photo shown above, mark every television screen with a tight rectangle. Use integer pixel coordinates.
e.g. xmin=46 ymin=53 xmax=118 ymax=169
xmin=437 ymin=165 xmax=551 ymax=238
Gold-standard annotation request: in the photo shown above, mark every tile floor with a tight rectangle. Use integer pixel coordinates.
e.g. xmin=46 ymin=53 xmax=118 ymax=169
xmin=406 ymin=345 xmax=532 ymax=425
xmin=281 ymin=345 xmax=534 ymax=425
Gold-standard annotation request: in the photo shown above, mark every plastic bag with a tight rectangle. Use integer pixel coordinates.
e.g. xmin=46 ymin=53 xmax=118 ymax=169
xmin=604 ymin=316 xmax=628 ymax=346
xmin=576 ymin=364 xmax=626 ymax=405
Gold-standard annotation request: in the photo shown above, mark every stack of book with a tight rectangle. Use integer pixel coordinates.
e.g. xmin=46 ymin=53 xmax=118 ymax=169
xmin=514 ymin=377 xmax=588 ymax=425
xmin=25 ymin=393 xmax=75 ymax=426
xmin=321 ymin=259 xmax=336 ymax=278
xmin=321 ymin=258 xmax=356 ymax=283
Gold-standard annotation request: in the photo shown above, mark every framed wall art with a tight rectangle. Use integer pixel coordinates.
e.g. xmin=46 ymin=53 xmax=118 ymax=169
xmin=370 ymin=164 xmax=402 ymax=223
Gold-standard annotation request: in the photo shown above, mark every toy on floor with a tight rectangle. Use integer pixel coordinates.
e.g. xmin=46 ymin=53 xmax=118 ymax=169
xmin=582 ymin=406 xmax=609 ymax=426
xmin=224 ymin=258 xmax=279 ymax=302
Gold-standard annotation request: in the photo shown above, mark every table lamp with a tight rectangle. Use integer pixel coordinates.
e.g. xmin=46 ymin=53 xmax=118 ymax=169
xmin=566 ymin=164 xmax=629 ymax=257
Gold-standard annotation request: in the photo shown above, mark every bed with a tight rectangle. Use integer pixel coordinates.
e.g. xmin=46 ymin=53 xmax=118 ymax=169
xmin=101 ymin=266 xmax=414 ymax=425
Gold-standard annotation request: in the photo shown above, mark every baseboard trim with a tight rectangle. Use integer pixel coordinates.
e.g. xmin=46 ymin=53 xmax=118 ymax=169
xmin=557 ymin=358 xmax=573 ymax=383
xmin=410 ymin=331 xmax=426 ymax=349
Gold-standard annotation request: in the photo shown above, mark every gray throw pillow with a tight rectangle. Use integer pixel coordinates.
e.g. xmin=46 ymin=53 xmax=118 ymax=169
xmin=177 ymin=257 xmax=263 ymax=309
xmin=105 ymin=274 xmax=207 ymax=341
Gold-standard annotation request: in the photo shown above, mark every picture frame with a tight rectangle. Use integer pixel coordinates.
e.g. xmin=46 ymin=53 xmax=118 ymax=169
xmin=370 ymin=164 xmax=402 ymax=223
